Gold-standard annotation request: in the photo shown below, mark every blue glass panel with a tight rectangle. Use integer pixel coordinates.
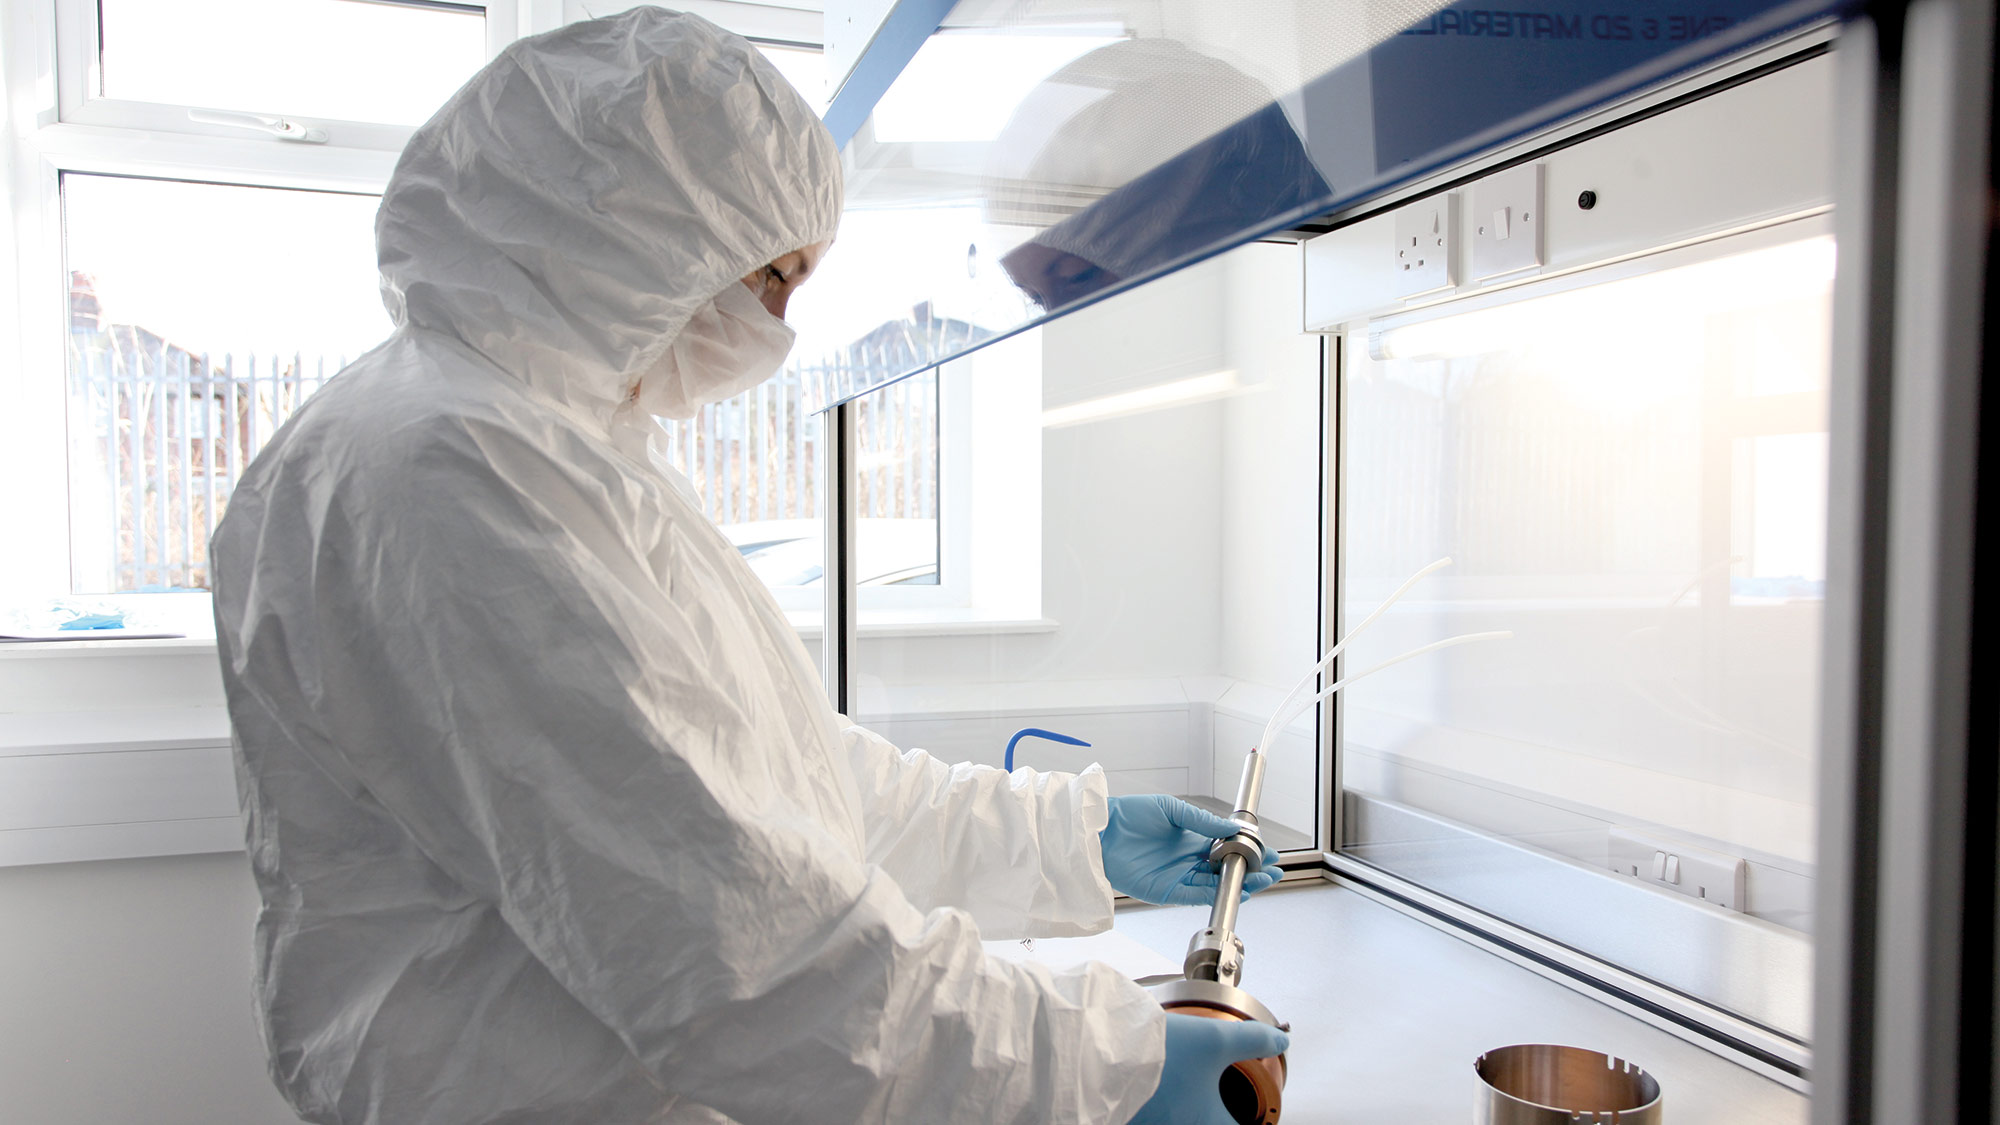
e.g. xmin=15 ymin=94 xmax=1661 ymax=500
xmin=1335 ymin=0 xmax=1840 ymax=180
xmin=800 ymin=0 xmax=1849 ymax=409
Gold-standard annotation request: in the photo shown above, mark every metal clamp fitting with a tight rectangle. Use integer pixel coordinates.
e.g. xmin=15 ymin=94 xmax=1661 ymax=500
xmin=1208 ymin=830 xmax=1267 ymax=873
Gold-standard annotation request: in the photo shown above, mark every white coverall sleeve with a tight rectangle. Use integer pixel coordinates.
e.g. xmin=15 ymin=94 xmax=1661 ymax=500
xmin=311 ymin=448 xmax=1163 ymax=1125
xmin=836 ymin=720 xmax=1117 ymax=939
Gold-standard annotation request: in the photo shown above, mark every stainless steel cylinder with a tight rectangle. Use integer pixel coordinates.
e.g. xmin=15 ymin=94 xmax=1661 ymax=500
xmin=1208 ymin=853 xmax=1247 ymax=943
xmin=1232 ymin=751 xmax=1268 ymax=818
xmin=1473 ymin=1044 xmax=1661 ymax=1124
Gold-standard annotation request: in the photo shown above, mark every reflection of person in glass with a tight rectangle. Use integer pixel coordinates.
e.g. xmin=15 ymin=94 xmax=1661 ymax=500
xmin=991 ymin=40 xmax=1330 ymax=312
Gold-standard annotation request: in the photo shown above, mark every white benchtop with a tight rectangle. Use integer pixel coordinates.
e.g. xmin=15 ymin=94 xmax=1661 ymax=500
xmin=1113 ymin=879 xmax=1808 ymax=1123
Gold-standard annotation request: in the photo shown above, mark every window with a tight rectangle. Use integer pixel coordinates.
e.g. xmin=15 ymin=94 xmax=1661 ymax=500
xmin=656 ymin=369 xmax=831 ymax=607
xmin=755 ymin=43 xmax=828 ymax=117
xmin=91 ymin=0 xmax=489 ymax=126
xmin=0 ymin=1 xmax=864 ymax=873
xmin=56 ymin=0 xmax=507 ymax=149
xmin=61 ymin=174 xmax=388 ymax=592
xmin=850 ymin=346 xmax=1037 ymax=625
xmin=565 ymin=1 xmax=828 ymax=112
xmin=0 ymin=1 xmax=513 ymax=608
xmin=746 ymin=189 xmax=1049 ymax=626
xmin=7 ymin=2 xmax=847 ymax=616
xmin=854 ymin=371 xmax=942 ymax=587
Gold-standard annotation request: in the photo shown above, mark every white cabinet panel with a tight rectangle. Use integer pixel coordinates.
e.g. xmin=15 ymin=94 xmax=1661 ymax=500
xmin=0 ymin=745 xmax=237 ymax=831
xmin=0 ymin=817 xmax=242 ymax=867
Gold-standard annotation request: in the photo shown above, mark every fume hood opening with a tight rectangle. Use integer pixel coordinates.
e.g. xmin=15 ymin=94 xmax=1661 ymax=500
xmin=1309 ymin=47 xmax=1837 ymax=1084
xmin=1341 ymin=216 xmax=1832 ymax=950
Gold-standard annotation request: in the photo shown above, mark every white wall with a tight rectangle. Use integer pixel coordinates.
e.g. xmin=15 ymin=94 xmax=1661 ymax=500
xmin=0 ymin=853 xmax=296 ymax=1124
xmin=1219 ymin=243 xmax=1324 ymax=693
xmin=0 ymin=645 xmax=279 ymax=1123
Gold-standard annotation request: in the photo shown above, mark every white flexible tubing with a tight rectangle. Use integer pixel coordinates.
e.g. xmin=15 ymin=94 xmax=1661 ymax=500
xmin=1256 ymin=555 xmax=1454 ymax=753
xmin=1281 ymin=630 xmax=1514 ymax=719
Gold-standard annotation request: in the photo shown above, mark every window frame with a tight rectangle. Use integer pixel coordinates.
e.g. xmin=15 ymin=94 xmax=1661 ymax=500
xmin=53 ymin=0 xmax=519 ymax=150
xmin=846 ymin=335 xmax=1048 ymax=628
xmin=762 ymin=430 xmax=969 ymax=616
xmin=852 ymin=365 xmax=971 ymax=614
xmin=560 ymin=1 xmax=821 ymax=50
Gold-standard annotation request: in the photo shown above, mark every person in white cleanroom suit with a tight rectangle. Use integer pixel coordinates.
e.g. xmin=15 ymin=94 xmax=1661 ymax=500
xmin=211 ymin=9 xmax=1283 ymax=1125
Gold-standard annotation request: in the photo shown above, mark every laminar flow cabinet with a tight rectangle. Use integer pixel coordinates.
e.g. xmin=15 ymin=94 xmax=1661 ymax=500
xmin=813 ymin=0 xmax=1998 ymax=1120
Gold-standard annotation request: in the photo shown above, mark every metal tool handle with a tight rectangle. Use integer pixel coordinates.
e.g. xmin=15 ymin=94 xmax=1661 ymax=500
xmin=1183 ymin=750 xmax=1269 ymax=987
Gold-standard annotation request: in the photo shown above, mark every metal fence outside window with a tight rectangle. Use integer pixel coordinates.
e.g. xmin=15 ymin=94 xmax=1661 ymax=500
xmin=655 ymin=363 xmax=939 ymax=525
xmin=67 ymin=329 xmax=339 ymax=591
xmin=67 ymin=331 xmax=940 ymax=592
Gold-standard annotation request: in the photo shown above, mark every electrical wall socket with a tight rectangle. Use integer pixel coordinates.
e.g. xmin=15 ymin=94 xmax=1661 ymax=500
xmin=1607 ymin=826 xmax=1746 ymax=912
xmin=1392 ymin=193 xmax=1455 ymax=298
xmin=1470 ymin=163 xmax=1544 ymax=281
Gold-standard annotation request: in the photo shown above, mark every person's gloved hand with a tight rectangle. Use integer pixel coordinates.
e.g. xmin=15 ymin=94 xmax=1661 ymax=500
xmin=1128 ymin=1013 xmax=1290 ymax=1125
xmin=1100 ymin=794 xmax=1282 ymax=906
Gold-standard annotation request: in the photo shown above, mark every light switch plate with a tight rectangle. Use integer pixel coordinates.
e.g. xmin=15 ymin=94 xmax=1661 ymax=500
xmin=1470 ymin=163 xmax=1544 ymax=281
xmin=1391 ymin=193 xmax=1455 ymax=298
xmin=1608 ymin=826 xmax=1746 ymax=911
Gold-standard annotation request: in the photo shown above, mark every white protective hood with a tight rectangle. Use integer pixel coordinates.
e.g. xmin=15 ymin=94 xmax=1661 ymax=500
xmin=210 ymin=9 xmax=1164 ymax=1125
xmin=376 ymin=4 xmax=839 ymax=431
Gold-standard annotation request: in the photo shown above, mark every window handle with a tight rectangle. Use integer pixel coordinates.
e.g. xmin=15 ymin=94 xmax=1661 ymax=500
xmin=187 ymin=110 xmax=328 ymax=144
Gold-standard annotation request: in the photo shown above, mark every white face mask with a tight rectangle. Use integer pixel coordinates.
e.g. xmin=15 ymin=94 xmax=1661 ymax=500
xmin=635 ymin=278 xmax=797 ymax=420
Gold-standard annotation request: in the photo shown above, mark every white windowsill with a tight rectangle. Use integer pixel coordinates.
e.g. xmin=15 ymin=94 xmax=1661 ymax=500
xmin=0 ymin=637 xmax=218 ymax=658
xmin=0 ymin=613 xmax=1063 ymax=661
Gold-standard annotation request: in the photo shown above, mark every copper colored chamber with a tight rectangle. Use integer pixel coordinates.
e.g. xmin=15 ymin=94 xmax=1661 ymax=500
xmin=1158 ymin=999 xmax=1288 ymax=1125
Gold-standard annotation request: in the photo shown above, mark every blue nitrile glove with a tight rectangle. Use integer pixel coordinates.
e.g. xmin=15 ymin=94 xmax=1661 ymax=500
xmin=1128 ymin=1013 xmax=1290 ymax=1125
xmin=1100 ymin=794 xmax=1282 ymax=906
